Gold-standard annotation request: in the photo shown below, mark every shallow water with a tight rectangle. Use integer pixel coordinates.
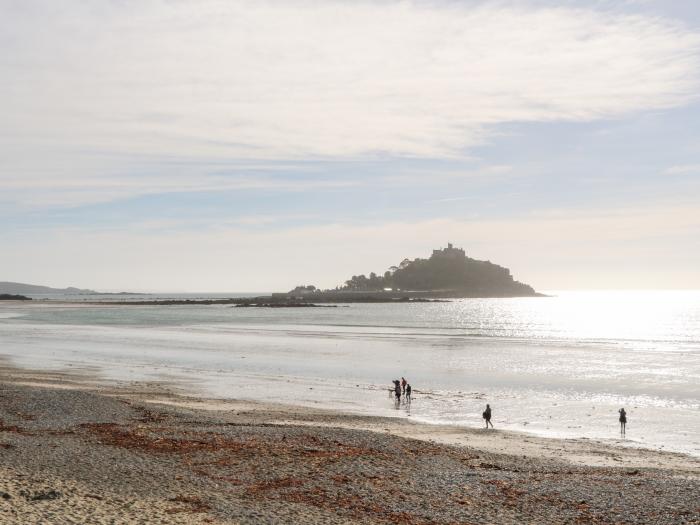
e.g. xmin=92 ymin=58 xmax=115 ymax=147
xmin=1 ymin=290 xmax=698 ymax=456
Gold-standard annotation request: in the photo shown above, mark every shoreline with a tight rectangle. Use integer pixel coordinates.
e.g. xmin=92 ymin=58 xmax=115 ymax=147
xmin=3 ymin=364 xmax=700 ymax=473
xmin=1 ymin=365 xmax=699 ymax=524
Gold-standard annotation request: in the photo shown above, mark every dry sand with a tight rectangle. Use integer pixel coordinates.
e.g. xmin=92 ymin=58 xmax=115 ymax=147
xmin=1 ymin=365 xmax=698 ymax=524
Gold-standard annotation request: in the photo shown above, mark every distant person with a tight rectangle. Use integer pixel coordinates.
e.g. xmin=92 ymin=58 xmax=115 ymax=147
xmin=619 ymin=408 xmax=627 ymax=436
xmin=401 ymin=377 xmax=407 ymax=395
xmin=405 ymin=383 xmax=412 ymax=404
xmin=483 ymin=404 xmax=493 ymax=429
xmin=394 ymin=382 xmax=401 ymax=406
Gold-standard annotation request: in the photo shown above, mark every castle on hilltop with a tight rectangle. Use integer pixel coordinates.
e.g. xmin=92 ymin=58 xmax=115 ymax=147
xmin=431 ymin=242 xmax=466 ymax=260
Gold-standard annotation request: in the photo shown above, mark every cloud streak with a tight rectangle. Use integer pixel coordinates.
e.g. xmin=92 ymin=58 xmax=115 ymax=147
xmin=2 ymin=1 xmax=699 ymax=164
xmin=664 ymin=164 xmax=700 ymax=175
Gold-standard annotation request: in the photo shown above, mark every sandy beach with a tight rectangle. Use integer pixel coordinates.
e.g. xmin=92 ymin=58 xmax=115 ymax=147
xmin=0 ymin=365 xmax=698 ymax=524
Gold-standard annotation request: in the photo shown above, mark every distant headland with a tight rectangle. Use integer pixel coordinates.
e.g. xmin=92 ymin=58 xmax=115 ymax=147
xmin=0 ymin=282 xmax=96 ymax=296
xmin=0 ymin=282 xmax=143 ymax=297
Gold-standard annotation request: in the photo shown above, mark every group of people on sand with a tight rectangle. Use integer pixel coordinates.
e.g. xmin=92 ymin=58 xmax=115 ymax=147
xmin=391 ymin=377 xmax=412 ymax=406
xmin=389 ymin=381 xmax=630 ymax=435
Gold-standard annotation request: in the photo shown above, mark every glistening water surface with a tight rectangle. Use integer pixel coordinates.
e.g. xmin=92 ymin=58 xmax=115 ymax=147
xmin=1 ymin=291 xmax=698 ymax=456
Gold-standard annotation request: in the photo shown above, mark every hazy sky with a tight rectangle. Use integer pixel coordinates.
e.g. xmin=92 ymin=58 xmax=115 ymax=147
xmin=2 ymin=0 xmax=700 ymax=292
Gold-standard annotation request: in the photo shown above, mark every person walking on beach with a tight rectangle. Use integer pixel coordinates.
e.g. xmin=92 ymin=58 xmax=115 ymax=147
xmin=483 ymin=404 xmax=493 ymax=429
xmin=401 ymin=377 xmax=407 ymax=395
xmin=394 ymin=381 xmax=402 ymax=407
xmin=619 ymin=408 xmax=627 ymax=436
xmin=405 ymin=383 xmax=412 ymax=405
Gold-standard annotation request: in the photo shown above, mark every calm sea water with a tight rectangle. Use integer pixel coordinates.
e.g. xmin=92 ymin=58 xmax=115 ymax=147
xmin=1 ymin=290 xmax=698 ymax=456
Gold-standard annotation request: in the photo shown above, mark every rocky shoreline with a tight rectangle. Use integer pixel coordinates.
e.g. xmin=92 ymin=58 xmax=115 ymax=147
xmin=0 ymin=372 xmax=698 ymax=524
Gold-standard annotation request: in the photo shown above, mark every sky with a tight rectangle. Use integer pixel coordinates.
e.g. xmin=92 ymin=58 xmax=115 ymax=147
xmin=1 ymin=0 xmax=700 ymax=292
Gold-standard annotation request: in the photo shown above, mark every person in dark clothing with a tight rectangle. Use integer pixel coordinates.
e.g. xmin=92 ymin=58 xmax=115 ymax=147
xmin=405 ymin=383 xmax=412 ymax=404
xmin=401 ymin=377 xmax=407 ymax=395
xmin=394 ymin=382 xmax=401 ymax=406
xmin=483 ymin=404 xmax=493 ymax=429
xmin=619 ymin=408 xmax=627 ymax=436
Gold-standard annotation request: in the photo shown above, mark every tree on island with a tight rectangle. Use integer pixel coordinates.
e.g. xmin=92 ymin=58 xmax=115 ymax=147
xmin=288 ymin=285 xmax=319 ymax=295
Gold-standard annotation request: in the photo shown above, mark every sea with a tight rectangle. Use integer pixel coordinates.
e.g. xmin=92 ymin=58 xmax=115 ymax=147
xmin=1 ymin=290 xmax=698 ymax=457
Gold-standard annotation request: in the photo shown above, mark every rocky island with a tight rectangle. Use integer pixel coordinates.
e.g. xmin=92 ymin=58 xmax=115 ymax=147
xmin=334 ymin=243 xmax=536 ymax=297
xmin=0 ymin=294 xmax=31 ymax=301
xmin=237 ymin=243 xmax=541 ymax=305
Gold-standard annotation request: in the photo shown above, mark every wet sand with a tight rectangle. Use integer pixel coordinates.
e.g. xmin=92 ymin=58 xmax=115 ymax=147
xmin=1 ymin=365 xmax=698 ymax=524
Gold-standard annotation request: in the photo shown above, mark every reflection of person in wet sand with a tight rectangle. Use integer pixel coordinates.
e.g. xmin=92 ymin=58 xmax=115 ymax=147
xmin=483 ymin=404 xmax=493 ymax=429
xmin=619 ymin=408 xmax=627 ymax=436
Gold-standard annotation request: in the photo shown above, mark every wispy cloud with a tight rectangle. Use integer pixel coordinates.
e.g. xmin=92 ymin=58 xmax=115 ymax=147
xmin=2 ymin=2 xmax=699 ymax=174
xmin=0 ymin=168 xmax=359 ymax=208
xmin=664 ymin=164 xmax=700 ymax=175
xmin=428 ymin=196 xmax=469 ymax=204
